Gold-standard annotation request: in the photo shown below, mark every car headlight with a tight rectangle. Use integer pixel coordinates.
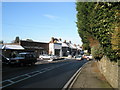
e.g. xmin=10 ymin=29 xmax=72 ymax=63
xmin=16 ymin=60 xmax=19 ymax=63
xmin=6 ymin=58 xmax=9 ymax=60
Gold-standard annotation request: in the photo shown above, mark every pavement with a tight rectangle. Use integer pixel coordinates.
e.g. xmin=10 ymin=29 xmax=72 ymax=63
xmin=69 ymin=60 xmax=113 ymax=89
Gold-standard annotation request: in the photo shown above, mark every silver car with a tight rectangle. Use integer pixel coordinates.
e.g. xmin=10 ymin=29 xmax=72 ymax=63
xmin=39 ymin=54 xmax=58 ymax=60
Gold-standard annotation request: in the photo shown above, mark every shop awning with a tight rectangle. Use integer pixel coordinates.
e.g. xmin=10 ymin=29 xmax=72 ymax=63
xmin=3 ymin=45 xmax=24 ymax=50
xmin=23 ymin=46 xmax=44 ymax=49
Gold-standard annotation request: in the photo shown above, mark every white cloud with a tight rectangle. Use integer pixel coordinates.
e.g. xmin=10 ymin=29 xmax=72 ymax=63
xmin=43 ymin=14 xmax=59 ymax=20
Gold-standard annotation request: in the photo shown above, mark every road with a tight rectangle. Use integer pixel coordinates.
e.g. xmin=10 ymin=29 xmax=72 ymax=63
xmin=2 ymin=59 xmax=88 ymax=89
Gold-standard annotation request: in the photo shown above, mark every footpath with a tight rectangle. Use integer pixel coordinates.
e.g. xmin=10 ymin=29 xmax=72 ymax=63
xmin=69 ymin=60 xmax=113 ymax=89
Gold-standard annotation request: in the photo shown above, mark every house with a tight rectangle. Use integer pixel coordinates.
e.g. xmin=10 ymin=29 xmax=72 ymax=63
xmin=66 ymin=41 xmax=77 ymax=57
xmin=1 ymin=40 xmax=49 ymax=58
xmin=1 ymin=37 xmax=82 ymax=58
xmin=49 ymin=37 xmax=62 ymax=57
xmin=61 ymin=42 xmax=69 ymax=56
xmin=20 ymin=40 xmax=49 ymax=57
xmin=49 ymin=37 xmax=82 ymax=57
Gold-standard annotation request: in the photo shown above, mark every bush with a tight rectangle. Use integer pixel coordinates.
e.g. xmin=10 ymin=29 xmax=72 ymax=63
xmin=91 ymin=45 xmax=104 ymax=60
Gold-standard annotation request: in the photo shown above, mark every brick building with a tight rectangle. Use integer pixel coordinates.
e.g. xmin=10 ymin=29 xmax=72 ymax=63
xmin=1 ymin=40 xmax=49 ymax=58
xmin=20 ymin=40 xmax=49 ymax=57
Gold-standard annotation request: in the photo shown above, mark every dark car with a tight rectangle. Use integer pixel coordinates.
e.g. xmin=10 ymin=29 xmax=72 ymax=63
xmin=0 ymin=54 xmax=10 ymax=65
xmin=9 ymin=52 xmax=37 ymax=66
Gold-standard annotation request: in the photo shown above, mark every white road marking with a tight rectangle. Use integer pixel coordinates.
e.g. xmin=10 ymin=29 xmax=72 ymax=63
xmin=7 ymin=80 xmax=14 ymax=83
xmin=1 ymin=62 xmax=73 ymax=89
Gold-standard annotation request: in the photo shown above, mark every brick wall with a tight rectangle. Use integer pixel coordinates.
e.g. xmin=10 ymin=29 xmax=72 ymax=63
xmin=97 ymin=56 xmax=118 ymax=88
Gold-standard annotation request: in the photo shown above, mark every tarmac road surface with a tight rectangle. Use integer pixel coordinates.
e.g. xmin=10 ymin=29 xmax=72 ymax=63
xmin=2 ymin=59 xmax=88 ymax=89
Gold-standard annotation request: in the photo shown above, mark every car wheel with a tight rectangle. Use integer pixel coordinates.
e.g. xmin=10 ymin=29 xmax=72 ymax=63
xmin=40 ymin=57 xmax=43 ymax=60
xmin=87 ymin=57 xmax=89 ymax=60
xmin=31 ymin=62 xmax=35 ymax=66
xmin=50 ymin=58 xmax=53 ymax=60
xmin=20 ymin=63 xmax=24 ymax=67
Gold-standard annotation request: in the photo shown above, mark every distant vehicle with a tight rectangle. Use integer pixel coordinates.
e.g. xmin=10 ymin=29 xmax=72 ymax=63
xmin=52 ymin=55 xmax=59 ymax=59
xmin=80 ymin=51 xmax=84 ymax=55
xmin=9 ymin=52 xmax=37 ymax=66
xmin=68 ymin=55 xmax=72 ymax=59
xmin=39 ymin=54 xmax=58 ymax=60
xmin=0 ymin=54 xmax=10 ymax=65
xmin=83 ymin=54 xmax=92 ymax=60
xmin=76 ymin=55 xmax=83 ymax=60
xmin=87 ymin=55 xmax=93 ymax=60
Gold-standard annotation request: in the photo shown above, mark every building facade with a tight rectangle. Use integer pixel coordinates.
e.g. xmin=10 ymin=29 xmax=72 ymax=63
xmin=20 ymin=40 xmax=49 ymax=57
xmin=49 ymin=37 xmax=82 ymax=57
xmin=1 ymin=37 xmax=82 ymax=58
xmin=1 ymin=40 xmax=49 ymax=58
xmin=1 ymin=44 xmax=24 ymax=58
xmin=49 ymin=43 xmax=62 ymax=57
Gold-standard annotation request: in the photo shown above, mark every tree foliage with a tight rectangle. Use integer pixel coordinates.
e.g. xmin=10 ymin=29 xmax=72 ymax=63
xmin=91 ymin=45 xmax=104 ymax=60
xmin=76 ymin=2 xmax=120 ymax=61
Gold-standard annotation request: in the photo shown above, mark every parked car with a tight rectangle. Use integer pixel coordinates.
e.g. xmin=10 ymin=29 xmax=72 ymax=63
xmin=75 ymin=55 xmax=83 ymax=60
xmin=9 ymin=52 xmax=37 ymax=66
xmin=0 ymin=54 xmax=10 ymax=65
xmin=39 ymin=54 xmax=58 ymax=60
xmin=51 ymin=55 xmax=59 ymax=59
xmin=68 ymin=55 xmax=72 ymax=59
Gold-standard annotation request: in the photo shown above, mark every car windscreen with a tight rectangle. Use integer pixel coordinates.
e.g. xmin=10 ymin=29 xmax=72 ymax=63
xmin=17 ymin=54 xmax=25 ymax=58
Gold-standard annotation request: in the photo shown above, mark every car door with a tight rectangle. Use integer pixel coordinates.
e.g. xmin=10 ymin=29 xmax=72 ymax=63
xmin=25 ymin=54 xmax=30 ymax=64
xmin=29 ymin=54 xmax=34 ymax=62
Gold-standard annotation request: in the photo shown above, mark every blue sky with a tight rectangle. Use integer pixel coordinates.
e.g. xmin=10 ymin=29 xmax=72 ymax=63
xmin=2 ymin=2 xmax=82 ymax=45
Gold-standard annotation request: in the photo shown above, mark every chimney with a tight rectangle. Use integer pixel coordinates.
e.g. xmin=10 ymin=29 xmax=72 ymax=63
xmin=64 ymin=40 xmax=66 ymax=43
xmin=74 ymin=44 xmax=76 ymax=47
xmin=69 ymin=41 xmax=71 ymax=43
xmin=59 ymin=38 xmax=62 ymax=41
xmin=51 ymin=37 xmax=54 ymax=43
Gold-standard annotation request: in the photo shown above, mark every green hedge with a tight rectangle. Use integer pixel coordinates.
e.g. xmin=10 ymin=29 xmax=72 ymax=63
xmin=91 ymin=45 xmax=104 ymax=60
xmin=76 ymin=2 xmax=120 ymax=61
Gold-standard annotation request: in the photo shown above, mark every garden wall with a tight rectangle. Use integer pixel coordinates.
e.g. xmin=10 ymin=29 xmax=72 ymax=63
xmin=97 ymin=55 xmax=118 ymax=88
